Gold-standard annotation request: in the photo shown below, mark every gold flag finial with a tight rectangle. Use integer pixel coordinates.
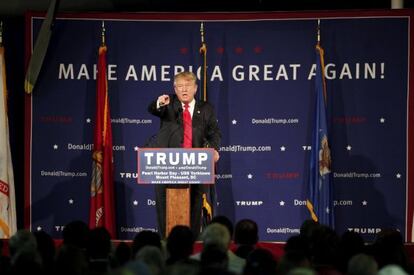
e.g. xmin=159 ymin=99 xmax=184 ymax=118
xmin=101 ymin=21 xmax=105 ymax=46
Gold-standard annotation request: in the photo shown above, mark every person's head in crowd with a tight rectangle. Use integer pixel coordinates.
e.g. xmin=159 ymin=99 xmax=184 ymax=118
xmin=135 ymin=245 xmax=165 ymax=275
xmin=87 ymin=226 xmax=112 ymax=260
xmin=54 ymin=244 xmax=89 ymax=275
xmin=336 ymin=230 xmax=365 ymax=273
xmin=309 ymin=225 xmax=339 ymax=268
xmin=284 ymin=235 xmax=310 ymax=258
xmin=286 ymin=267 xmax=316 ymax=275
xmin=244 ymin=248 xmax=277 ymax=275
xmin=114 ymin=241 xmax=132 ymax=267
xmin=299 ymin=219 xmax=319 ymax=240
xmin=9 ymin=229 xmax=37 ymax=258
xmin=87 ymin=227 xmax=113 ymax=274
xmin=210 ymin=215 xmax=234 ymax=240
xmin=167 ymin=261 xmax=200 ymax=275
xmin=9 ymin=230 xmax=42 ymax=275
xmin=200 ymin=243 xmax=228 ymax=272
xmin=62 ymin=220 xmax=89 ymax=250
xmin=234 ymin=218 xmax=258 ymax=259
xmin=378 ymin=264 xmax=408 ymax=275
xmin=277 ymin=250 xmax=311 ymax=275
xmin=372 ymin=228 xmax=409 ymax=271
xmin=34 ymin=230 xmax=56 ymax=274
xmin=347 ymin=253 xmax=378 ymax=275
xmin=234 ymin=219 xmax=258 ymax=246
xmin=166 ymin=225 xmax=194 ymax=265
xmin=201 ymin=223 xmax=231 ymax=250
xmin=132 ymin=230 xmax=162 ymax=257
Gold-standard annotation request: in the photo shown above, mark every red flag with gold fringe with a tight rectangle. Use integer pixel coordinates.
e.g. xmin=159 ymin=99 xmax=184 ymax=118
xmin=89 ymin=43 xmax=116 ymax=238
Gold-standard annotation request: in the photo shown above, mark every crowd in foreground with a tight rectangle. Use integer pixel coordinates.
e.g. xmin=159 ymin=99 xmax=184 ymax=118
xmin=0 ymin=217 xmax=413 ymax=275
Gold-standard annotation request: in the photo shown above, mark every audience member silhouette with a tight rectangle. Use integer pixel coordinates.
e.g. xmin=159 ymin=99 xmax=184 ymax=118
xmin=200 ymin=243 xmax=233 ymax=275
xmin=243 ymin=248 xmax=277 ymax=275
xmin=347 ymin=253 xmax=378 ymax=275
xmin=34 ymin=230 xmax=55 ymax=275
xmin=211 ymin=215 xmax=234 ymax=239
xmin=131 ymin=230 xmax=162 ymax=257
xmin=8 ymin=229 xmax=43 ymax=275
xmin=371 ymin=228 xmax=411 ymax=272
xmin=113 ymin=241 xmax=132 ymax=267
xmin=335 ymin=230 xmax=365 ymax=273
xmin=54 ymin=244 xmax=89 ymax=275
xmin=192 ymin=222 xmax=246 ymax=274
xmin=284 ymin=235 xmax=311 ymax=260
xmin=166 ymin=225 xmax=195 ymax=265
xmin=136 ymin=245 xmax=165 ymax=275
xmin=277 ymin=250 xmax=311 ymax=275
xmin=234 ymin=219 xmax=259 ymax=259
xmin=0 ymin=238 xmax=11 ymax=275
xmin=62 ymin=220 xmax=90 ymax=250
xmin=308 ymin=225 xmax=340 ymax=275
xmin=299 ymin=219 xmax=319 ymax=241
xmin=87 ymin=227 xmax=113 ymax=275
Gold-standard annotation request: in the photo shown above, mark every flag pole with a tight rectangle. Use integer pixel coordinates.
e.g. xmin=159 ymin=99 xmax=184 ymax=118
xmin=0 ymin=21 xmax=3 ymax=46
xmin=24 ymin=0 xmax=60 ymax=94
xmin=101 ymin=21 xmax=105 ymax=46
xmin=199 ymin=22 xmax=207 ymax=101
xmin=317 ymin=19 xmax=320 ymax=45
xmin=316 ymin=19 xmax=327 ymax=104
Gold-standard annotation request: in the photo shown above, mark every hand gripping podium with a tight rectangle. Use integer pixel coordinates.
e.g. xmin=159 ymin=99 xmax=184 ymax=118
xmin=137 ymin=148 xmax=215 ymax=237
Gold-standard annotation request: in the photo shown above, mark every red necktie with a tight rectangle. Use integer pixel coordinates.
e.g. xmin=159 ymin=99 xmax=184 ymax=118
xmin=183 ymin=103 xmax=192 ymax=148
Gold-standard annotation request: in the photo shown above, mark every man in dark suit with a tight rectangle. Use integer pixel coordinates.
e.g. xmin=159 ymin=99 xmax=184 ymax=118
xmin=148 ymin=71 xmax=221 ymax=238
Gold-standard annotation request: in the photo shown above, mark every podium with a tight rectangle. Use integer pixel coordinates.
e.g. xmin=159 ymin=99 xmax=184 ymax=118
xmin=166 ymin=187 xmax=190 ymax=236
xmin=137 ymin=148 xmax=215 ymax=238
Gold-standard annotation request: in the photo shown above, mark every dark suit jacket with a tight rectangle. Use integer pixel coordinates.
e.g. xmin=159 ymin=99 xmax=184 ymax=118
xmin=147 ymin=94 xmax=221 ymax=150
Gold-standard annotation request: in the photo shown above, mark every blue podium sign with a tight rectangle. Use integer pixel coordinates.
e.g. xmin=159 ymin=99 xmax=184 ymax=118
xmin=137 ymin=148 xmax=215 ymax=184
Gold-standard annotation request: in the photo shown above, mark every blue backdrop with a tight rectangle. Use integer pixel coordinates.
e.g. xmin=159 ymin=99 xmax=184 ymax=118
xmin=26 ymin=12 xmax=412 ymax=241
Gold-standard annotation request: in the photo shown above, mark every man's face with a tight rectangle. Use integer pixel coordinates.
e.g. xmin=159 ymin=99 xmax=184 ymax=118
xmin=174 ymin=77 xmax=197 ymax=104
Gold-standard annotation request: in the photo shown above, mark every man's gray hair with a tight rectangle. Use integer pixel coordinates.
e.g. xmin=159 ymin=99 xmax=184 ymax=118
xmin=201 ymin=223 xmax=231 ymax=250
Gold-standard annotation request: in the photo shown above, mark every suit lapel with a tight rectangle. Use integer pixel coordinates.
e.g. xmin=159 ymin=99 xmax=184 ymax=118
xmin=193 ymin=101 xmax=202 ymax=128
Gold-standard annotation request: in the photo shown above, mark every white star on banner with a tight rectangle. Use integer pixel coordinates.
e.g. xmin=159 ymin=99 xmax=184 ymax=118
xmin=396 ymin=173 xmax=401 ymax=179
xmin=362 ymin=200 xmax=368 ymax=206
xmin=232 ymin=119 xmax=237 ymax=125
xmin=280 ymin=146 xmax=286 ymax=151
xmin=133 ymin=200 xmax=138 ymax=206
xmin=247 ymin=174 xmax=253 ymax=179
xmin=346 ymin=145 xmax=352 ymax=151
xmin=86 ymin=118 xmax=91 ymax=123
xmin=326 ymin=207 xmax=330 ymax=214
xmin=134 ymin=146 xmax=139 ymax=151
xmin=37 ymin=226 xmax=42 ymax=231
xmin=380 ymin=117 xmax=385 ymax=123
xmin=68 ymin=199 xmax=74 ymax=204
xmin=279 ymin=201 xmax=285 ymax=206
xmin=53 ymin=144 xmax=58 ymax=150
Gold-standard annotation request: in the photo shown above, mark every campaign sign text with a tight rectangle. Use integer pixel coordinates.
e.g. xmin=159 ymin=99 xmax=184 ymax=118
xmin=137 ymin=148 xmax=215 ymax=184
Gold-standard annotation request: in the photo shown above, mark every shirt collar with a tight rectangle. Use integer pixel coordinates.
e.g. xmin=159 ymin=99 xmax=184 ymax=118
xmin=182 ymin=99 xmax=196 ymax=109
